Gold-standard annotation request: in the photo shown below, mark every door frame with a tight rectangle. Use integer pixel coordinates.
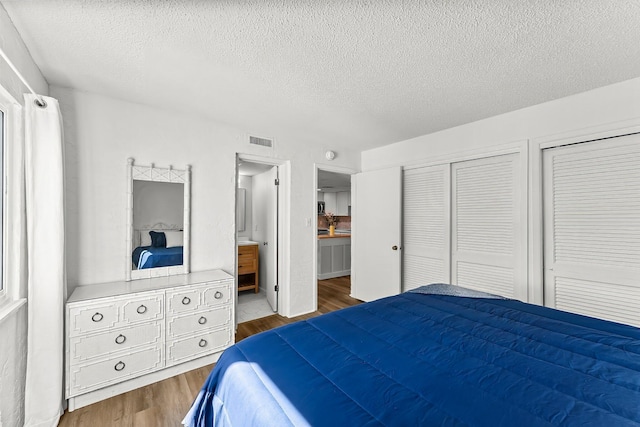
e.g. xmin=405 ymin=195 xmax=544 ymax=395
xmin=313 ymin=163 xmax=358 ymax=311
xmin=236 ymin=153 xmax=291 ymax=317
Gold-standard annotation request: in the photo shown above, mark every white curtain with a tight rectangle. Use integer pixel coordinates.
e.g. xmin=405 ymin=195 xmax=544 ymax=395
xmin=23 ymin=94 xmax=65 ymax=427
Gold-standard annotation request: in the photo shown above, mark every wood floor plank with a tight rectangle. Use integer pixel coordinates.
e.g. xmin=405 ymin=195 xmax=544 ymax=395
xmin=58 ymin=277 xmax=361 ymax=426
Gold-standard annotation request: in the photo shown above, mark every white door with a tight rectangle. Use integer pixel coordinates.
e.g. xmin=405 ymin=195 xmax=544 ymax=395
xmin=402 ymin=164 xmax=450 ymax=291
xmin=352 ymin=167 xmax=402 ymax=301
xmin=451 ymin=153 xmax=525 ymax=299
xmin=252 ymin=166 xmax=279 ymax=312
xmin=543 ymin=134 xmax=640 ymax=326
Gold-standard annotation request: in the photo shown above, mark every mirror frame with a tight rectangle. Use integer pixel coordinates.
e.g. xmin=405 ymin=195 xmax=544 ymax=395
xmin=126 ymin=158 xmax=191 ymax=281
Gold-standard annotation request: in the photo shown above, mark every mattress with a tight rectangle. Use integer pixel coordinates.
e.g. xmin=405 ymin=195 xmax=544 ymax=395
xmin=183 ymin=285 xmax=640 ymax=426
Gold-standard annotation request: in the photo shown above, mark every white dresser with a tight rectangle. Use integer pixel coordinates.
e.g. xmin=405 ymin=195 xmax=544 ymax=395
xmin=65 ymin=269 xmax=234 ymax=411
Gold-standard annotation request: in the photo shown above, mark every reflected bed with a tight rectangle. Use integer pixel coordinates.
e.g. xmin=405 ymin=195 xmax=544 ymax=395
xmin=183 ymin=284 xmax=640 ymax=426
xmin=132 ymin=226 xmax=183 ymax=269
xmin=132 ymin=245 xmax=183 ymax=269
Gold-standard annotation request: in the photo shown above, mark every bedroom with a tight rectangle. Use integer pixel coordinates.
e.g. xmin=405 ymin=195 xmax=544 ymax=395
xmin=0 ymin=1 xmax=639 ymax=426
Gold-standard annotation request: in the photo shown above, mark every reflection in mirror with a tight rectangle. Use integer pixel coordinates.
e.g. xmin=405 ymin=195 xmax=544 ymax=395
xmin=132 ymin=180 xmax=184 ymax=270
xmin=237 ymin=188 xmax=246 ymax=232
xmin=126 ymin=158 xmax=191 ymax=281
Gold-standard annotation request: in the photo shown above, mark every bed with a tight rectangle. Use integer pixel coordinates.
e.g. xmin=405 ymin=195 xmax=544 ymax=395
xmin=132 ymin=225 xmax=184 ymax=269
xmin=183 ymin=284 xmax=640 ymax=427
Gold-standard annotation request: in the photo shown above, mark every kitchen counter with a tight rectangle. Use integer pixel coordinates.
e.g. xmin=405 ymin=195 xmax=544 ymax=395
xmin=318 ymin=234 xmax=351 ymax=239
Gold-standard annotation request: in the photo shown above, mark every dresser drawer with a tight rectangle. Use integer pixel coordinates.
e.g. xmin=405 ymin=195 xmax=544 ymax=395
xmin=68 ymin=291 xmax=165 ymax=336
xmin=167 ymin=306 xmax=231 ymax=339
xmin=68 ymin=346 xmax=163 ymax=396
xmin=202 ymin=284 xmax=232 ymax=307
xmin=69 ymin=322 xmax=163 ymax=363
xmin=166 ymin=282 xmax=232 ymax=314
xmin=68 ymin=302 xmax=120 ymax=336
xmin=122 ymin=295 xmax=163 ymax=324
xmin=166 ymin=327 xmax=232 ymax=365
xmin=166 ymin=288 xmax=202 ymax=314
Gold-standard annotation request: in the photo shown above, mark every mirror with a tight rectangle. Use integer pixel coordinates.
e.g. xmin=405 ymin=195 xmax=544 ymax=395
xmin=237 ymin=188 xmax=246 ymax=232
xmin=126 ymin=158 xmax=191 ymax=280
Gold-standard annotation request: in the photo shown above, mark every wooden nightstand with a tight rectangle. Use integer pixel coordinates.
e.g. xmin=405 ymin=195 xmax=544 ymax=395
xmin=238 ymin=244 xmax=259 ymax=293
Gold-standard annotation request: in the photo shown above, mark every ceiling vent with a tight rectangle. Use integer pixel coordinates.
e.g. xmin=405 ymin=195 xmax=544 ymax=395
xmin=249 ymin=135 xmax=273 ymax=148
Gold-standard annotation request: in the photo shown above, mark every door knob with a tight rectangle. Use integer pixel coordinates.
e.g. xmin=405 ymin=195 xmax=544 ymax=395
xmin=392 ymin=245 xmax=398 ymax=251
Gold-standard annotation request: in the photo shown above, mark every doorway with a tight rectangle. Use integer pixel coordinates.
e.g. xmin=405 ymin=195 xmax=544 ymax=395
xmin=236 ymin=156 xmax=280 ymax=323
xmin=315 ymin=166 xmax=356 ymax=309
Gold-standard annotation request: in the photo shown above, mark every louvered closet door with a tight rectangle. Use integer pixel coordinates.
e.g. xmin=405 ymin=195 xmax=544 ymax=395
xmin=451 ymin=154 xmax=523 ymax=298
xmin=402 ymin=165 xmax=450 ymax=291
xmin=543 ymin=134 xmax=640 ymax=326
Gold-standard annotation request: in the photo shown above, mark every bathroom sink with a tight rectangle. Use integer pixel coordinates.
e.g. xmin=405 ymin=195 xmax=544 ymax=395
xmin=238 ymin=240 xmax=259 ymax=246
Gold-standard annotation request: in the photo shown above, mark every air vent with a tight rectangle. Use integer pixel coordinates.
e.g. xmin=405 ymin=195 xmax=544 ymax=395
xmin=249 ymin=135 xmax=273 ymax=148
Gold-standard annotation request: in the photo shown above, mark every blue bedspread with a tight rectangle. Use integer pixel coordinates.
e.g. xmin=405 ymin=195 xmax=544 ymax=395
xmin=184 ymin=286 xmax=640 ymax=426
xmin=132 ymin=245 xmax=183 ymax=269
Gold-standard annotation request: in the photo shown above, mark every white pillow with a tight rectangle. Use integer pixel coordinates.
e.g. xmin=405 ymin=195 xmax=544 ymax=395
xmin=165 ymin=230 xmax=183 ymax=248
xmin=140 ymin=231 xmax=152 ymax=247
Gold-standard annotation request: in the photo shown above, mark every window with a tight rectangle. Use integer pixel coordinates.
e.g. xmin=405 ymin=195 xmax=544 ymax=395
xmin=0 ymin=89 xmax=18 ymax=314
xmin=0 ymin=107 xmax=4 ymax=297
xmin=0 ymin=87 xmax=27 ymax=319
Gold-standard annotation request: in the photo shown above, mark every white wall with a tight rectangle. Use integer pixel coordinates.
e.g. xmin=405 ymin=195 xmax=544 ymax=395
xmin=362 ymin=77 xmax=640 ymax=170
xmin=0 ymin=4 xmax=48 ymax=427
xmin=55 ymin=86 xmax=361 ymax=317
xmin=361 ymin=76 xmax=640 ymax=303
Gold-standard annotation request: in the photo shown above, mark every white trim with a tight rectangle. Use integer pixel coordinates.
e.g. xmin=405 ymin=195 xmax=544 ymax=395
xmin=0 ymin=84 xmax=24 ymax=310
xmin=313 ymin=163 xmax=357 ymax=313
xmin=0 ymin=298 xmax=26 ymax=324
xmin=126 ymin=158 xmax=191 ymax=281
xmin=529 ymin=116 xmax=640 ymax=306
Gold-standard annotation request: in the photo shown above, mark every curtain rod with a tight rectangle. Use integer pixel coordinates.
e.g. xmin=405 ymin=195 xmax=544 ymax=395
xmin=0 ymin=46 xmax=47 ymax=108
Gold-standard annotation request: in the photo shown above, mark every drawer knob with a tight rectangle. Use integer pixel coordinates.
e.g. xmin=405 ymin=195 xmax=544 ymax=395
xmin=198 ymin=316 xmax=207 ymax=325
xmin=91 ymin=312 xmax=104 ymax=322
xmin=214 ymin=291 xmax=223 ymax=299
xmin=198 ymin=339 xmax=208 ymax=348
xmin=114 ymin=361 xmax=126 ymax=371
xmin=115 ymin=334 xmax=126 ymax=344
xmin=182 ymin=296 xmax=191 ymax=305
xmin=136 ymin=304 xmax=147 ymax=314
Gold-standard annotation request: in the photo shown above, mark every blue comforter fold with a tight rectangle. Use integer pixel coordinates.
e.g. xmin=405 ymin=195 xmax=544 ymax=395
xmin=184 ymin=287 xmax=640 ymax=427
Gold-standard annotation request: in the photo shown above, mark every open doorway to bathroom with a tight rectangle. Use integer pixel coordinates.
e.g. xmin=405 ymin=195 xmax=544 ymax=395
xmin=315 ymin=167 xmax=355 ymax=309
xmin=236 ymin=156 xmax=280 ymax=323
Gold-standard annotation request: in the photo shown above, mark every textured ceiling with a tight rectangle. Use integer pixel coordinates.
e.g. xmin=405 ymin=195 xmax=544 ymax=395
xmin=3 ymin=0 xmax=640 ymax=151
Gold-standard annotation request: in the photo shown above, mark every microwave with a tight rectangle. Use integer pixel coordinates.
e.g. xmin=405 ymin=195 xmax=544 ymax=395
xmin=317 ymin=201 xmax=325 ymax=214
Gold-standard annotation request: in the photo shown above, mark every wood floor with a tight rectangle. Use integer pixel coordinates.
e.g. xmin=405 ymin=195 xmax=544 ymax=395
xmin=58 ymin=276 xmax=361 ymax=427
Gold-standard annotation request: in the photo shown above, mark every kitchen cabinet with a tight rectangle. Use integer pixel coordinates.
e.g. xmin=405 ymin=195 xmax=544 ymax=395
xmin=337 ymin=191 xmax=350 ymax=216
xmin=324 ymin=192 xmax=337 ymax=214
xmin=318 ymin=237 xmax=351 ymax=279
xmin=320 ymin=191 xmax=350 ymax=216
